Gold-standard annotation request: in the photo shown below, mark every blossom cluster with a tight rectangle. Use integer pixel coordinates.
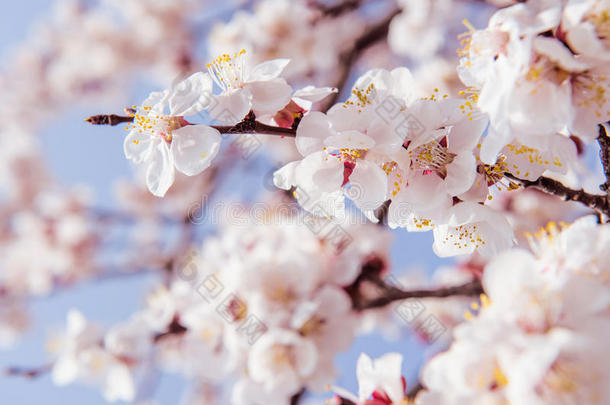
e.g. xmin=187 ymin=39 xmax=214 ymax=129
xmin=332 ymin=217 xmax=610 ymax=405
xmin=47 ymin=207 xmax=392 ymax=403
xmin=458 ymin=0 xmax=610 ymax=162
xmin=273 ymin=67 xmax=524 ymax=258
xmin=124 ymin=50 xmax=336 ymax=196
xmin=416 ymin=217 xmax=610 ymax=404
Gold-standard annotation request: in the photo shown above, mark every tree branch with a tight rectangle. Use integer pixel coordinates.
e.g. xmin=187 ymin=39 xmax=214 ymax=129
xmin=85 ymin=111 xmax=296 ymax=138
xmin=290 ymin=388 xmax=305 ymax=405
xmin=407 ymin=382 xmax=424 ymax=400
xmin=2 ymin=364 xmax=52 ymax=378
xmin=85 ymin=114 xmax=135 ymax=126
xmin=597 ymin=123 xmax=610 ymax=193
xmin=504 ymin=172 xmax=610 ymax=218
xmin=320 ymin=8 xmax=401 ymax=111
xmin=352 ymin=277 xmax=483 ymax=311
xmin=308 ymin=0 xmax=364 ymax=17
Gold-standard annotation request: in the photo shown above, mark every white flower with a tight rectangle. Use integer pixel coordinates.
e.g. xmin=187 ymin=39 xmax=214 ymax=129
xmin=458 ymin=1 xmax=609 ymax=160
xmin=274 ymin=67 xmax=418 ymax=220
xmin=419 ymin=218 xmax=610 ymax=404
xmin=562 ymin=0 xmax=610 ymax=62
xmin=124 ymin=72 xmax=222 ymax=196
xmin=247 ymin=329 xmax=318 ymax=396
xmin=49 ymin=310 xmax=137 ymax=402
xmin=387 ymin=97 xmax=487 ymax=225
xmin=356 ymin=352 xmax=406 ymax=404
xmin=206 ymin=50 xmax=293 ymax=123
xmin=432 ymin=202 xmax=514 ymax=257
xmin=271 ymin=85 xmax=338 ymax=128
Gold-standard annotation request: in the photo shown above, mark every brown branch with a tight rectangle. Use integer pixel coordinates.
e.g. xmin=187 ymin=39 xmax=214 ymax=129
xmin=213 ymin=112 xmax=296 ymax=137
xmin=597 ymin=123 xmax=610 ymax=193
xmin=85 ymin=111 xmax=296 ymax=138
xmin=352 ymin=277 xmax=483 ymax=311
xmin=85 ymin=114 xmax=134 ymax=126
xmin=504 ymin=173 xmax=610 ymax=218
xmin=290 ymin=388 xmax=305 ymax=405
xmin=407 ymin=382 xmax=424 ymax=400
xmin=320 ymin=8 xmax=401 ymax=111
xmin=153 ymin=317 xmax=187 ymax=343
xmin=374 ymin=199 xmax=391 ymax=227
xmin=2 ymin=364 xmax=52 ymax=378
xmin=308 ymin=0 xmax=363 ymax=17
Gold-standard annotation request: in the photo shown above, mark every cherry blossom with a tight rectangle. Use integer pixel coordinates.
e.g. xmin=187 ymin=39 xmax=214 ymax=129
xmin=206 ymin=50 xmax=293 ymax=123
xmin=458 ymin=0 xmax=610 ymax=160
xmin=124 ymin=73 xmax=222 ymax=196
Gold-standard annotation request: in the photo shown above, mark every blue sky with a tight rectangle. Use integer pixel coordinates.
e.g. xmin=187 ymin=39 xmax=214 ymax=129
xmin=0 ymin=2 xmax=456 ymax=404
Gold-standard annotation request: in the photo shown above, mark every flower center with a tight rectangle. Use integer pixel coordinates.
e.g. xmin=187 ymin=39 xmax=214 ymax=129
xmin=585 ymin=9 xmax=610 ymax=47
xmin=343 ymin=83 xmax=375 ymax=112
xmin=299 ymin=316 xmax=325 ymax=336
xmin=206 ymin=49 xmax=246 ymax=92
xmin=409 ymin=141 xmax=456 ymax=179
xmin=525 ymin=54 xmax=573 ymax=86
xmin=442 ymin=223 xmax=486 ymax=250
xmin=573 ymin=72 xmax=609 ymax=119
xmin=127 ymin=106 xmax=185 ymax=143
xmin=271 ymin=344 xmax=295 ymax=367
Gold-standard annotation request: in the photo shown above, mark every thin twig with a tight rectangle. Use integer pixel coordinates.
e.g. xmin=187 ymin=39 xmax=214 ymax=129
xmin=85 ymin=112 xmax=296 ymax=138
xmin=290 ymin=388 xmax=306 ymax=405
xmin=352 ymin=278 xmax=483 ymax=311
xmin=2 ymin=364 xmax=52 ymax=378
xmin=505 ymin=173 xmax=609 ymax=219
xmin=153 ymin=317 xmax=188 ymax=343
xmin=374 ymin=199 xmax=391 ymax=226
xmin=308 ymin=0 xmax=363 ymax=17
xmin=407 ymin=382 xmax=424 ymax=400
xmin=85 ymin=114 xmax=134 ymax=126
xmin=320 ymin=8 xmax=401 ymax=111
xmin=597 ymin=123 xmax=610 ymax=193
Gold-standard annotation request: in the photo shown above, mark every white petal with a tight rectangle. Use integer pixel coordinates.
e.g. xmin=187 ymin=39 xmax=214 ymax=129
xmin=390 ymin=67 xmax=416 ymax=104
xmin=444 ymin=153 xmax=476 ymax=196
xmin=52 ymin=357 xmax=78 ymax=386
xmin=293 ymin=86 xmax=338 ymax=111
xmin=296 ymin=151 xmax=343 ymax=193
xmin=480 ymin=124 xmax=512 ymax=164
xmin=533 ymin=36 xmax=590 ymax=72
xmin=142 ymin=90 xmax=169 ymax=112
xmin=447 ymin=116 xmax=488 ymax=153
xmin=123 ymin=130 xmax=153 ymax=164
xmin=210 ymin=90 xmax=251 ymax=125
xmin=325 ymin=130 xmax=375 ymax=150
xmin=327 ymin=102 xmax=373 ymax=133
xmin=273 ymin=161 xmax=299 ymax=190
xmin=169 ymin=72 xmax=214 ymax=116
xmin=295 ymin=112 xmax=334 ymax=156
xmin=170 ymin=125 xmax=221 ymax=176
xmin=356 ymin=353 xmax=375 ymax=400
xmin=293 ymin=86 xmax=338 ymax=102
xmin=248 ymin=79 xmax=293 ymax=116
xmin=346 ymin=161 xmax=387 ymax=215
xmin=247 ymin=58 xmax=290 ymax=82
xmin=146 ymin=142 xmax=175 ymax=197
xmin=102 ymin=364 xmax=135 ymax=402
